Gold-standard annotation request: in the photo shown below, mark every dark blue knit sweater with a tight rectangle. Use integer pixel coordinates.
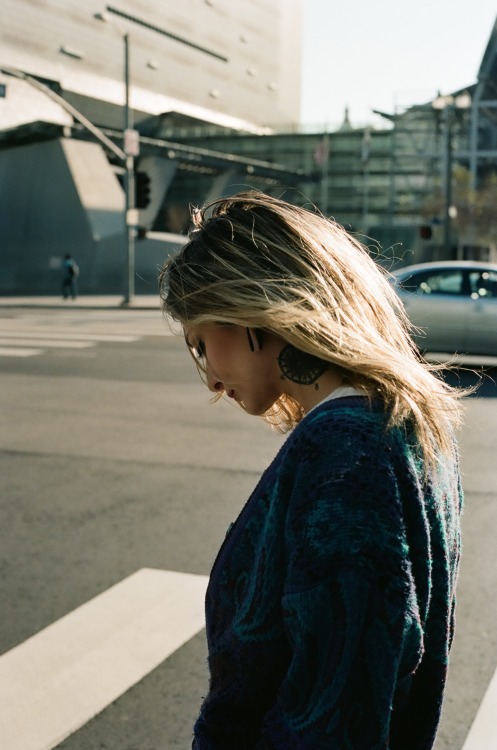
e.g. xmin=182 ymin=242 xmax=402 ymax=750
xmin=193 ymin=396 xmax=463 ymax=750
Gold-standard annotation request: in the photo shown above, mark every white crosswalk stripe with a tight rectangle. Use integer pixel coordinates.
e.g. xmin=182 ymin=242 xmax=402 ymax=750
xmin=0 ymin=330 xmax=140 ymax=343
xmin=0 ymin=346 xmax=42 ymax=357
xmin=462 ymin=665 xmax=497 ymax=750
xmin=0 ymin=569 xmax=208 ymax=750
xmin=0 ymin=337 xmax=94 ymax=349
xmin=0 ymin=313 xmax=161 ymax=357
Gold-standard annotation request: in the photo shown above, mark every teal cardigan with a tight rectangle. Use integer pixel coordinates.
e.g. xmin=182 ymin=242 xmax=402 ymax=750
xmin=193 ymin=396 xmax=463 ymax=749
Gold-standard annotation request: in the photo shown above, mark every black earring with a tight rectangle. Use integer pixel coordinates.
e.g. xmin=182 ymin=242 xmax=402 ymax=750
xmin=246 ymin=328 xmax=262 ymax=352
xmin=277 ymin=345 xmax=327 ymax=390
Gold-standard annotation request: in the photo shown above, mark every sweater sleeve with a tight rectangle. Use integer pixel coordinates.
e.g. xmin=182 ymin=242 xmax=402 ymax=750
xmin=257 ymin=568 xmax=421 ymax=750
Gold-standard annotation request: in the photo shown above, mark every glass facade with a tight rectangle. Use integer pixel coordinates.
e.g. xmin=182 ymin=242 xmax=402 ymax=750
xmin=155 ymin=90 xmax=491 ymax=268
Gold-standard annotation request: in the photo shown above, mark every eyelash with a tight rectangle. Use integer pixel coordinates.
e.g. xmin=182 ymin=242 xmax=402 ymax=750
xmin=193 ymin=341 xmax=205 ymax=360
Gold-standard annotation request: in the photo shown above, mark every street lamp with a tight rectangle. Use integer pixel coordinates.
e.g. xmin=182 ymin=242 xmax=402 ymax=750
xmin=432 ymin=92 xmax=472 ymax=259
xmin=94 ymin=12 xmax=139 ymax=305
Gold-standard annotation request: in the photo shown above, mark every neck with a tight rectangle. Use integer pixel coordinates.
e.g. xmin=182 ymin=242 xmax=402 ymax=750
xmin=286 ymin=370 xmax=346 ymax=414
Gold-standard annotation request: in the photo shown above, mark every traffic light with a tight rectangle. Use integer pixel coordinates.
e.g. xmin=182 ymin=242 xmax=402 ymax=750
xmin=419 ymin=225 xmax=432 ymax=240
xmin=135 ymin=171 xmax=151 ymax=209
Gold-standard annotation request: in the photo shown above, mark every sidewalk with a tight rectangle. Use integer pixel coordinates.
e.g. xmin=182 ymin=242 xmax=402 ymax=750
xmin=0 ymin=295 xmax=160 ymax=310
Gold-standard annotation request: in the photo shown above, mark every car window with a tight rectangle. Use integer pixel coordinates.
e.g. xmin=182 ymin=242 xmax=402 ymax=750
xmin=469 ymin=270 xmax=497 ymax=299
xmin=400 ymin=269 xmax=464 ymax=295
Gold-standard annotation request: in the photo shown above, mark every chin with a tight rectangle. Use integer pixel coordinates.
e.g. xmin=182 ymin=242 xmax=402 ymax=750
xmin=241 ymin=397 xmax=278 ymax=417
xmin=240 ymin=403 xmax=263 ymax=416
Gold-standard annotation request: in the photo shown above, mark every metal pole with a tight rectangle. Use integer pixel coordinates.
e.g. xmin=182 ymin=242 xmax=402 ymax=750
xmin=318 ymin=130 xmax=329 ymax=213
xmin=443 ymin=106 xmax=453 ymax=259
xmin=361 ymin=127 xmax=371 ymax=233
xmin=0 ymin=65 xmax=126 ymax=161
xmin=468 ymin=87 xmax=482 ymax=255
xmin=123 ymin=32 xmax=135 ymax=305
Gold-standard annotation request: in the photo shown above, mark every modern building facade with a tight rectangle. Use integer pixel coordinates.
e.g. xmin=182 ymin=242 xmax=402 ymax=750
xmin=1 ymin=0 xmax=302 ymax=132
xmin=157 ymin=17 xmax=497 ymax=268
xmin=1 ymin=4 xmax=496 ymax=295
xmin=0 ymin=0 xmax=303 ymax=295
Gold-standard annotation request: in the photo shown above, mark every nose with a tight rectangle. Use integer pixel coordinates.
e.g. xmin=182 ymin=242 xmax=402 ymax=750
xmin=207 ymin=374 xmax=225 ymax=394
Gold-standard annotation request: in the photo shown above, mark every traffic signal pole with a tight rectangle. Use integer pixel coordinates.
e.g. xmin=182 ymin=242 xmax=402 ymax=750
xmin=135 ymin=172 xmax=151 ymax=208
xmin=123 ymin=32 xmax=136 ymax=306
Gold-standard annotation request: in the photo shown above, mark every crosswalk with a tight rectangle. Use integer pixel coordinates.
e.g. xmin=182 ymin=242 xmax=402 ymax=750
xmin=0 ymin=336 xmax=138 ymax=358
xmin=0 ymin=569 xmax=208 ymax=750
xmin=0 ymin=331 xmax=140 ymax=358
xmin=0 ymin=310 xmax=172 ymax=357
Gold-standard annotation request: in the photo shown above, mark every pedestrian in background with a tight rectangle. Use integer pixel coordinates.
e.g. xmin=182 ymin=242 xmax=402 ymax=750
xmin=160 ymin=191 xmax=465 ymax=750
xmin=62 ymin=253 xmax=79 ymax=300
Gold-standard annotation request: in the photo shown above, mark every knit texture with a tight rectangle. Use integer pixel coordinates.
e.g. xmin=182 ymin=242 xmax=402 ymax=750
xmin=192 ymin=396 xmax=463 ymax=750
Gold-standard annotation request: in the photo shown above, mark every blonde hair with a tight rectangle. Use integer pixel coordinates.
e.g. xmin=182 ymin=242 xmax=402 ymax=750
xmin=160 ymin=190 xmax=464 ymax=468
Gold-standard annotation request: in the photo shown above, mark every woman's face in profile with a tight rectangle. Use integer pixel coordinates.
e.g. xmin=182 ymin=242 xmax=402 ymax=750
xmin=183 ymin=323 xmax=284 ymax=416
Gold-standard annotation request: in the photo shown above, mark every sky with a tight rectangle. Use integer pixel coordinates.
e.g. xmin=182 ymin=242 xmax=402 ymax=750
xmin=300 ymin=0 xmax=497 ymax=129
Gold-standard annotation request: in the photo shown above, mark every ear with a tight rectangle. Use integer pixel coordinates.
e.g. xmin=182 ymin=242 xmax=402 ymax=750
xmin=246 ymin=327 xmax=262 ymax=352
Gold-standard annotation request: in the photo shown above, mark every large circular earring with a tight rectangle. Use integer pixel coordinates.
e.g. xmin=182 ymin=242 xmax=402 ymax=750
xmin=277 ymin=344 xmax=328 ymax=390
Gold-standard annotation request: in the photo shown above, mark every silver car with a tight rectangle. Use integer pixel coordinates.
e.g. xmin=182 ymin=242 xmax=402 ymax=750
xmin=391 ymin=261 xmax=497 ymax=355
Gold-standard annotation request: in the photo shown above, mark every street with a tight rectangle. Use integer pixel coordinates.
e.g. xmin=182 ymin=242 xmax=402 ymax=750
xmin=1 ymin=306 xmax=497 ymax=750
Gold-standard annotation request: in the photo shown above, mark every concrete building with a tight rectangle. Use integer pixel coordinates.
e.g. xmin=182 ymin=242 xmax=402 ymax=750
xmin=0 ymin=0 xmax=304 ymax=295
xmin=2 ymin=4 xmax=496 ymax=296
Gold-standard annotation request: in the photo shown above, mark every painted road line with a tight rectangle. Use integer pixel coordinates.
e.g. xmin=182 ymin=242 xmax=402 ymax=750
xmin=0 ymin=338 xmax=94 ymax=349
xmin=461 ymin=663 xmax=497 ymax=750
xmin=0 ymin=331 xmax=141 ymax=343
xmin=0 ymin=347 xmax=42 ymax=357
xmin=0 ymin=568 xmax=208 ymax=750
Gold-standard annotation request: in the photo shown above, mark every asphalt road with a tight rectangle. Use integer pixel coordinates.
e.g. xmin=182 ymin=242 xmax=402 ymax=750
xmin=1 ymin=307 xmax=497 ymax=750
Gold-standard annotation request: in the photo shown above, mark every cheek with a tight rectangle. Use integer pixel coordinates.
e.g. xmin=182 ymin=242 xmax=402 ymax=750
xmin=205 ymin=345 xmax=234 ymax=378
xmin=206 ymin=332 xmax=246 ymax=377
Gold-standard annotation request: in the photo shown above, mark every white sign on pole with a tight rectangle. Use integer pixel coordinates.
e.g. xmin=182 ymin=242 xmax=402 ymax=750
xmin=124 ymin=128 xmax=140 ymax=156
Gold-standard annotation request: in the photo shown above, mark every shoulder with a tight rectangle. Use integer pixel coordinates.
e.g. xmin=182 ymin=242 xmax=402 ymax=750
xmin=276 ymin=397 xmax=410 ymax=526
xmin=275 ymin=399 xmax=417 ymax=574
xmin=280 ymin=396 xmax=405 ymax=478
xmin=297 ymin=395 xmax=387 ymax=436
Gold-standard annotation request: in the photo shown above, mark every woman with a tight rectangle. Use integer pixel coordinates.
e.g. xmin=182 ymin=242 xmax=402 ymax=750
xmin=159 ymin=191 xmax=464 ymax=750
